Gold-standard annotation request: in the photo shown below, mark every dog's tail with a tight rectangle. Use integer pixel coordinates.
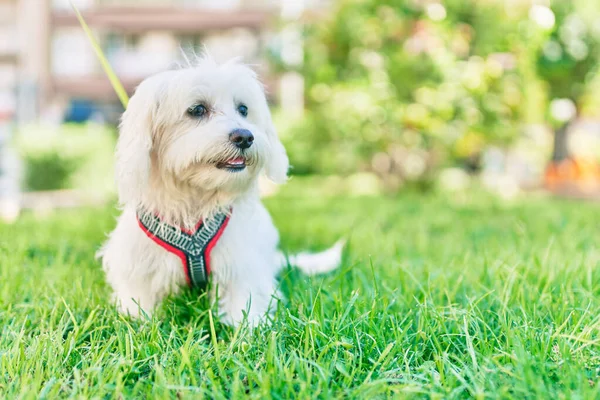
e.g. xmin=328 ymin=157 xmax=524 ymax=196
xmin=278 ymin=240 xmax=345 ymax=275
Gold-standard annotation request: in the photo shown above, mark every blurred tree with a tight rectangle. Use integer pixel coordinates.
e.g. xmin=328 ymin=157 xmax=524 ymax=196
xmin=534 ymin=1 xmax=600 ymax=162
xmin=271 ymin=0 xmax=600 ymax=189
xmin=273 ymin=0 xmax=528 ymax=187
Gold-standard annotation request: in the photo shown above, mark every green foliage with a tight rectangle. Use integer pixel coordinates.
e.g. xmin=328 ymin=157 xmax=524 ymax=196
xmin=15 ymin=124 xmax=116 ymax=192
xmin=278 ymin=0 xmax=528 ymax=179
xmin=23 ymin=152 xmax=80 ymax=191
xmin=535 ymin=1 xmax=600 ymax=103
xmin=0 ymin=179 xmax=599 ymax=398
xmin=277 ymin=0 xmax=599 ymax=179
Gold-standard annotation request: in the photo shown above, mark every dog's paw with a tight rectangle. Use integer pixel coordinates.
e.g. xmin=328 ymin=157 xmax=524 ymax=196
xmin=217 ymin=298 xmax=276 ymax=328
xmin=218 ymin=309 xmax=271 ymax=329
xmin=114 ymin=294 xmax=151 ymax=319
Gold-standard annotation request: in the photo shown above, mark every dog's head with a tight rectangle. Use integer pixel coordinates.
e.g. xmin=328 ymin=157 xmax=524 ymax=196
xmin=115 ymin=57 xmax=289 ymax=207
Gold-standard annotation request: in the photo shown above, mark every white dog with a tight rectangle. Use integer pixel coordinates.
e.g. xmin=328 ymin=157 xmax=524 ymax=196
xmin=99 ymin=56 xmax=343 ymax=326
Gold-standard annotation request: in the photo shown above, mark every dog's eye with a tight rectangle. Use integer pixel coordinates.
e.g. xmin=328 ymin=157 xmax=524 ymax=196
xmin=237 ymin=104 xmax=248 ymax=118
xmin=188 ymin=104 xmax=208 ymax=118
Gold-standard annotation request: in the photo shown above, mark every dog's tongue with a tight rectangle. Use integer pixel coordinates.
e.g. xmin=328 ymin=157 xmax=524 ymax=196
xmin=227 ymin=157 xmax=245 ymax=166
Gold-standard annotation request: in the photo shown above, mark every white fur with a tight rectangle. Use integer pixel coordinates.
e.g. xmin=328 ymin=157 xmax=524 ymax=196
xmin=99 ymin=56 xmax=342 ymax=326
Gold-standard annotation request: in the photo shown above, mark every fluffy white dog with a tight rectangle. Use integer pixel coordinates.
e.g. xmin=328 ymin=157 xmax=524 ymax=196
xmin=99 ymin=57 xmax=342 ymax=326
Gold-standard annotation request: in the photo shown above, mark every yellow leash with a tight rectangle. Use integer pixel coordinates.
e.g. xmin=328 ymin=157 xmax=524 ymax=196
xmin=70 ymin=1 xmax=130 ymax=109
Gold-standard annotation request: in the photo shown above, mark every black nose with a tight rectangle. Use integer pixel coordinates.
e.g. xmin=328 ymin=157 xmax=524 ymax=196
xmin=229 ymin=129 xmax=254 ymax=150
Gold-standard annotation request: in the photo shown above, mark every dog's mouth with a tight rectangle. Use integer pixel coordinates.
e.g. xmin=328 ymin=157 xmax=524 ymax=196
xmin=216 ymin=156 xmax=246 ymax=171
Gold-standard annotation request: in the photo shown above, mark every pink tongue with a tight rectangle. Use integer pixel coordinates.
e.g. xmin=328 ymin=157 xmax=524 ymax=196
xmin=228 ymin=157 xmax=245 ymax=165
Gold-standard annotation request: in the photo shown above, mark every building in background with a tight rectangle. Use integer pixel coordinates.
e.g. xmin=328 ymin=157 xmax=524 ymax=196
xmin=0 ymin=0 xmax=21 ymax=221
xmin=2 ymin=0 xmax=323 ymax=124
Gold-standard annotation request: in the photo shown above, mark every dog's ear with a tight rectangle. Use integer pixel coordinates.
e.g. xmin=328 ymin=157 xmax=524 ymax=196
xmin=115 ymin=76 xmax=162 ymax=205
xmin=264 ymin=117 xmax=290 ymax=184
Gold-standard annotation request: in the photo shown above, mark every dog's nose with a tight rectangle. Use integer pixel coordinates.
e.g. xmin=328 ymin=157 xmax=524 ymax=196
xmin=229 ymin=129 xmax=254 ymax=150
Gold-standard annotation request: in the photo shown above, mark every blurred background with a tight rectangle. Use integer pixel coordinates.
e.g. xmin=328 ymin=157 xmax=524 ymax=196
xmin=1 ymin=0 xmax=599 ymax=221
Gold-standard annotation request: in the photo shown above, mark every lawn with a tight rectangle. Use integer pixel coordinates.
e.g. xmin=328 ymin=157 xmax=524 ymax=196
xmin=1 ymin=179 xmax=599 ymax=399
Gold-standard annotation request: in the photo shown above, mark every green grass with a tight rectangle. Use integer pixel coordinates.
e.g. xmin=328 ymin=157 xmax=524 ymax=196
xmin=1 ymin=179 xmax=599 ymax=399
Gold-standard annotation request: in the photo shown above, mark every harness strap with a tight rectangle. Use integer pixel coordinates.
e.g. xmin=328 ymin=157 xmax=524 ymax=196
xmin=137 ymin=210 xmax=230 ymax=288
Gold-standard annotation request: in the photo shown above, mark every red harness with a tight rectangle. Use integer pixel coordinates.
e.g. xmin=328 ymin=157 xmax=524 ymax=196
xmin=137 ymin=210 xmax=230 ymax=288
